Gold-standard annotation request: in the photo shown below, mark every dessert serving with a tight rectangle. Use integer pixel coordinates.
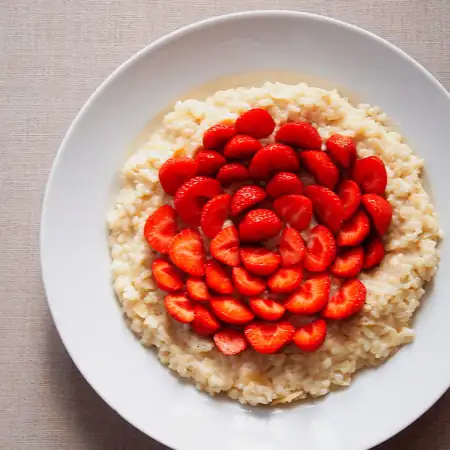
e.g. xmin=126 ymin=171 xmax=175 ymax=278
xmin=107 ymin=82 xmax=440 ymax=405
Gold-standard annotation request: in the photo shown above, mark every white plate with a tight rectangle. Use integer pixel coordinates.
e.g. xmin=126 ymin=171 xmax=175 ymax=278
xmin=41 ymin=11 xmax=450 ymax=450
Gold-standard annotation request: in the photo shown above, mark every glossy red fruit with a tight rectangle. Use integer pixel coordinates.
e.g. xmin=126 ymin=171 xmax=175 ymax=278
xmin=279 ymin=227 xmax=305 ymax=267
xmin=214 ymin=329 xmax=247 ymax=356
xmin=169 ymin=229 xmax=205 ymax=276
xmin=353 ymin=156 xmax=388 ymax=195
xmin=210 ymin=296 xmax=254 ymax=325
xmin=301 ymin=151 xmax=339 ymax=190
xmin=200 ymin=193 xmax=231 ymax=239
xmin=164 ymin=293 xmax=195 ymax=323
xmin=152 ymin=258 xmax=184 ymax=292
xmin=273 ymin=195 xmax=313 ymax=231
xmin=249 ymin=298 xmax=285 ymax=321
xmin=245 ymin=321 xmax=295 ymax=354
xmin=192 ymin=304 xmax=220 ymax=336
xmin=240 ymin=247 xmax=281 ymax=276
xmin=158 ymin=157 xmax=199 ymax=196
xmin=239 ymin=209 xmax=283 ymax=242
xmin=224 ymin=134 xmax=262 ymax=159
xmin=249 ymin=144 xmax=299 ymax=180
xmin=216 ymin=163 xmax=251 ymax=186
xmin=232 ymin=266 xmax=266 ymax=296
xmin=210 ymin=225 xmax=240 ymax=267
xmin=235 ymin=108 xmax=276 ymax=139
xmin=326 ymin=134 xmax=357 ymax=169
xmin=285 ymin=274 xmax=330 ymax=314
xmin=203 ymin=123 xmax=235 ymax=150
xmin=293 ymin=319 xmax=327 ymax=352
xmin=322 ymin=279 xmax=366 ymax=319
xmin=205 ymin=260 xmax=233 ymax=294
xmin=230 ymin=185 xmax=267 ymax=216
xmin=363 ymin=236 xmax=385 ymax=269
xmin=303 ymin=225 xmax=337 ymax=272
xmin=336 ymin=210 xmax=371 ymax=247
xmin=266 ymin=172 xmax=304 ymax=198
xmin=330 ymin=246 xmax=364 ymax=278
xmin=268 ymin=265 xmax=303 ymax=293
xmin=143 ymin=205 xmax=177 ymax=254
xmin=361 ymin=194 xmax=393 ymax=235
xmin=195 ymin=150 xmax=226 ymax=175
xmin=338 ymin=179 xmax=361 ymax=221
xmin=186 ymin=277 xmax=210 ymax=302
xmin=275 ymin=122 xmax=322 ymax=149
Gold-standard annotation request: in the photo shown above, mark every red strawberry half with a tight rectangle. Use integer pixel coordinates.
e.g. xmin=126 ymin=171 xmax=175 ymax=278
xmin=205 ymin=260 xmax=233 ymax=294
xmin=361 ymin=193 xmax=393 ymax=235
xmin=326 ymin=134 xmax=357 ymax=169
xmin=239 ymin=209 xmax=283 ymax=242
xmin=273 ymin=194 xmax=313 ymax=231
xmin=322 ymin=279 xmax=366 ymax=319
xmin=353 ymin=156 xmax=387 ymax=195
xmin=200 ymin=193 xmax=231 ymax=239
xmin=159 ymin=157 xmax=199 ymax=196
xmin=240 ymin=247 xmax=281 ymax=276
xmin=279 ymin=227 xmax=305 ymax=267
xmin=235 ymin=108 xmax=276 ymax=139
xmin=210 ymin=225 xmax=240 ymax=267
xmin=266 ymin=172 xmax=304 ymax=198
xmin=249 ymin=144 xmax=299 ymax=180
xmin=293 ymin=319 xmax=327 ymax=352
xmin=216 ymin=163 xmax=250 ymax=186
xmin=210 ymin=296 xmax=254 ymax=325
xmin=152 ymin=258 xmax=184 ymax=292
xmin=336 ymin=210 xmax=371 ymax=247
xmin=330 ymin=246 xmax=364 ymax=278
xmin=268 ymin=265 xmax=303 ymax=293
xmin=186 ymin=277 xmax=210 ymax=302
xmin=275 ymin=122 xmax=322 ymax=149
xmin=143 ymin=205 xmax=178 ymax=254
xmin=169 ymin=228 xmax=205 ymax=276
xmin=363 ymin=236 xmax=385 ymax=269
xmin=338 ymin=179 xmax=361 ymax=221
xmin=232 ymin=266 xmax=266 ymax=296
xmin=245 ymin=321 xmax=295 ymax=354
xmin=301 ymin=150 xmax=339 ymax=190
xmin=195 ymin=150 xmax=226 ymax=176
xmin=224 ymin=134 xmax=262 ymax=159
xmin=285 ymin=274 xmax=331 ymax=314
xmin=164 ymin=293 xmax=195 ymax=323
xmin=214 ymin=329 xmax=247 ymax=356
xmin=230 ymin=185 xmax=267 ymax=216
xmin=203 ymin=123 xmax=235 ymax=150
xmin=192 ymin=304 xmax=220 ymax=336
xmin=249 ymin=297 xmax=285 ymax=321
xmin=303 ymin=225 xmax=337 ymax=272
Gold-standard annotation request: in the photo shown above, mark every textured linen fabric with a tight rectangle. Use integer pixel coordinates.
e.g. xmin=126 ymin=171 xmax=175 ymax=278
xmin=0 ymin=0 xmax=449 ymax=449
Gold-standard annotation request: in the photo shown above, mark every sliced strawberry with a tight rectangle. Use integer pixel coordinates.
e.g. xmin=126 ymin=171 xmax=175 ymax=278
xmin=210 ymin=296 xmax=254 ymax=325
xmin=152 ymin=258 xmax=184 ymax=292
xmin=240 ymin=247 xmax=281 ymax=276
xmin=239 ymin=209 xmax=283 ymax=242
xmin=353 ymin=156 xmax=388 ymax=194
xmin=322 ymin=279 xmax=366 ymax=319
xmin=305 ymin=185 xmax=344 ymax=233
xmin=164 ymin=293 xmax=195 ymax=323
xmin=205 ymin=260 xmax=233 ymax=294
xmin=174 ymin=176 xmax=223 ymax=227
xmin=361 ymin=194 xmax=393 ymax=235
xmin=186 ymin=277 xmax=210 ymax=302
xmin=232 ymin=267 xmax=266 ymax=296
xmin=303 ymin=225 xmax=337 ymax=272
xmin=293 ymin=319 xmax=327 ymax=352
xmin=273 ymin=195 xmax=313 ymax=231
xmin=195 ymin=150 xmax=226 ymax=175
xmin=143 ymin=205 xmax=177 ymax=254
xmin=203 ymin=123 xmax=235 ymax=150
xmin=279 ymin=227 xmax=305 ymax=267
xmin=249 ymin=298 xmax=285 ymax=321
xmin=266 ymin=172 xmax=303 ymax=198
xmin=235 ymin=108 xmax=275 ymax=139
xmin=330 ymin=246 xmax=364 ymax=278
xmin=363 ymin=236 xmax=385 ymax=269
xmin=169 ymin=228 xmax=205 ymax=276
xmin=268 ymin=265 xmax=303 ymax=293
xmin=245 ymin=321 xmax=295 ymax=354
xmin=158 ymin=157 xmax=199 ymax=196
xmin=230 ymin=185 xmax=266 ymax=216
xmin=200 ymin=193 xmax=231 ymax=239
xmin=224 ymin=134 xmax=262 ymax=159
xmin=336 ymin=210 xmax=371 ymax=247
xmin=326 ymin=134 xmax=357 ymax=169
xmin=301 ymin=151 xmax=339 ymax=190
xmin=210 ymin=225 xmax=240 ymax=267
xmin=213 ymin=329 xmax=247 ymax=355
xmin=285 ymin=274 xmax=330 ymax=314
xmin=191 ymin=304 xmax=220 ymax=336
xmin=216 ymin=163 xmax=251 ymax=186
xmin=338 ymin=179 xmax=361 ymax=220
xmin=275 ymin=122 xmax=322 ymax=149
xmin=249 ymin=144 xmax=299 ymax=180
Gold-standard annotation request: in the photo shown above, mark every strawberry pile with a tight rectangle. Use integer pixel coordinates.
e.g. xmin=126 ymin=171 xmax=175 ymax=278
xmin=144 ymin=108 xmax=392 ymax=356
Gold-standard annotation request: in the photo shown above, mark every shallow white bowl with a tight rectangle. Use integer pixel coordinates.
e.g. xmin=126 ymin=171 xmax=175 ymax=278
xmin=41 ymin=11 xmax=450 ymax=450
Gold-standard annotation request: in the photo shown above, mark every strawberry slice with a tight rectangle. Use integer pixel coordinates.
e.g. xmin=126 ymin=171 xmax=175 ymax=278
xmin=143 ymin=205 xmax=177 ymax=254
xmin=230 ymin=185 xmax=266 ymax=216
xmin=301 ymin=151 xmax=339 ymax=190
xmin=326 ymin=134 xmax=357 ymax=169
xmin=174 ymin=176 xmax=223 ymax=227
xmin=305 ymin=185 xmax=344 ymax=233
xmin=330 ymin=246 xmax=364 ymax=278
xmin=216 ymin=163 xmax=251 ymax=186
xmin=245 ymin=321 xmax=295 ymax=354
xmin=268 ymin=265 xmax=303 ymax=293
xmin=336 ymin=210 xmax=371 ymax=247
xmin=235 ymin=108 xmax=276 ymax=139
xmin=303 ymin=225 xmax=337 ymax=272
xmin=213 ymin=329 xmax=247 ymax=355
xmin=186 ymin=277 xmax=210 ymax=301
xmin=164 ymin=293 xmax=195 ymax=323
xmin=353 ymin=156 xmax=388 ymax=194
xmin=249 ymin=144 xmax=299 ymax=180
xmin=158 ymin=157 xmax=199 ymax=196
xmin=279 ymin=227 xmax=305 ymax=267
xmin=210 ymin=296 xmax=254 ymax=325
xmin=205 ymin=260 xmax=233 ymax=294
xmin=239 ymin=209 xmax=283 ymax=242
xmin=363 ymin=236 xmax=385 ymax=269
xmin=273 ymin=195 xmax=313 ymax=231
xmin=200 ymin=193 xmax=231 ymax=239
xmin=285 ymin=274 xmax=331 ymax=314
xmin=293 ymin=319 xmax=327 ymax=352
xmin=240 ymin=247 xmax=281 ymax=276
xmin=322 ymin=279 xmax=366 ymax=319
xmin=210 ymin=225 xmax=240 ymax=267
xmin=275 ymin=122 xmax=322 ymax=149
xmin=249 ymin=298 xmax=285 ymax=321
xmin=361 ymin=194 xmax=393 ymax=235
xmin=203 ymin=123 xmax=235 ymax=150
xmin=338 ymin=179 xmax=361 ymax=220
xmin=152 ymin=258 xmax=184 ymax=292
xmin=266 ymin=172 xmax=304 ymax=198
xmin=224 ymin=135 xmax=262 ymax=159
xmin=232 ymin=267 xmax=266 ymax=296
xmin=195 ymin=150 xmax=226 ymax=176
xmin=169 ymin=228 xmax=205 ymax=276
xmin=191 ymin=304 xmax=220 ymax=336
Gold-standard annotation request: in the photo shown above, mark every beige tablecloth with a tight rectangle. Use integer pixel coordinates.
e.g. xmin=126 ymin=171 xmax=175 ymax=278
xmin=1 ymin=1 xmax=449 ymax=448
